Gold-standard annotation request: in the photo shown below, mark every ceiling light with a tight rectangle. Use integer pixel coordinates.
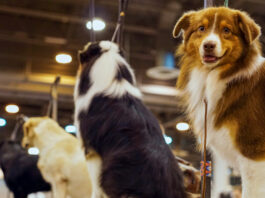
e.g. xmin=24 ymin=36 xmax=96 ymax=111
xmin=0 ymin=118 xmax=6 ymax=127
xmin=176 ymin=122 xmax=190 ymax=131
xmin=65 ymin=125 xmax=76 ymax=133
xmin=164 ymin=134 xmax=173 ymax=145
xmin=140 ymin=84 xmax=180 ymax=96
xmin=5 ymin=104 xmax=19 ymax=114
xmin=86 ymin=19 xmax=106 ymax=31
xmin=55 ymin=53 xmax=72 ymax=64
xmin=28 ymin=147 xmax=39 ymax=155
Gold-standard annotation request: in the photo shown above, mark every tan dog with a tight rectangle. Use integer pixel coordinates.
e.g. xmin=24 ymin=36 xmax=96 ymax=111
xmin=173 ymin=7 xmax=265 ymax=198
xmin=22 ymin=117 xmax=92 ymax=198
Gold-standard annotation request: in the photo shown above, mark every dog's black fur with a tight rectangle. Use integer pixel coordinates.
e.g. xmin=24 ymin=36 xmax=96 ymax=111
xmin=75 ymin=41 xmax=187 ymax=198
xmin=0 ymin=140 xmax=51 ymax=198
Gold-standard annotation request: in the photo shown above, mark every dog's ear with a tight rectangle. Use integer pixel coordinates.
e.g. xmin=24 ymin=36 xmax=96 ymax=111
xmin=78 ymin=50 xmax=87 ymax=65
xmin=173 ymin=11 xmax=195 ymax=38
xmin=78 ymin=42 xmax=101 ymax=65
xmin=23 ymin=122 xmax=34 ymax=138
xmin=236 ymin=11 xmax=261 ymax=44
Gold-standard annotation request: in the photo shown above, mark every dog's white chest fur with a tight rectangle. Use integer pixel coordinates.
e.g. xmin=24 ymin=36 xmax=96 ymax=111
xmin=186 ymin=68 xmax=239 ymax=165
xmin=186 ymin=68 xmax=226 ymax=135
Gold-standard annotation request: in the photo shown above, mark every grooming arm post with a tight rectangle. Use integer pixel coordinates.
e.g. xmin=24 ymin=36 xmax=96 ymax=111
xmin=10 ymin=114 xmax=29 ymax=141
xmin=51 ymin=76 xmax=60 ymax=121
xmin=46 ymin=76 xmax=60 ymax=121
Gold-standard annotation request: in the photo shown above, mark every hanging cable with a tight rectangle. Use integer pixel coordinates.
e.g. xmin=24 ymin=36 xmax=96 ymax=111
xmin=111 ymin=0 xmax=129 ymax=47
xmin=89 ymin=0 xmax=96 ymax=42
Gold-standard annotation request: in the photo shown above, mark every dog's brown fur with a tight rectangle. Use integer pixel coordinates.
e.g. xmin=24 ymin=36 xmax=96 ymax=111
xmin=174 ymin=7 xmax=265 ymax=160
xmin=174 ymin=7 xmax=265 ymax=197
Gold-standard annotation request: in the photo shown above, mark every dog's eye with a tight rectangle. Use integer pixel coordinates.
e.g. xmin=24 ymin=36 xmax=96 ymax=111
xmin=223 ymin=27 xmax=231 ymax=34
xmin=198 ymin=26 xmax=205 ymax=32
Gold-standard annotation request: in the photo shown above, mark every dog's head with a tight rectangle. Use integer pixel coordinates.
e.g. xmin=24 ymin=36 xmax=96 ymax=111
xmin=78 ymin=41 xmax=124 ymax=70
xmin=173 ymin=7 xmax=261 ymax=70
xmin=75 ymin=40 xmax=138 ymax=100
xmin=22 ymin=117 xmax=49 ymax=148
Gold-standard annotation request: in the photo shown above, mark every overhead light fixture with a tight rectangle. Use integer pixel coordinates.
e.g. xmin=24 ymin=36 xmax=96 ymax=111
xmin=55 ymin=53 xmax=72 ymax=64
xmin=176 ymin=122 xmax=190 ymax=131
xmin=164 ymin=134 xmax=173 ymax=145
xmin=28 ymin=147 xmax=40 ymax=155
xmin=5 ymin=104 xmax=19 ymax=114
xmin=0 ymin=118 xmax=6 ymax=127
xmin=65 ymin=125 xmax=76 ymax=134
xmin=86 ymin=19 xmax=106 ymax=31
xmin=140 ymin=84 xmax=180 ymax=96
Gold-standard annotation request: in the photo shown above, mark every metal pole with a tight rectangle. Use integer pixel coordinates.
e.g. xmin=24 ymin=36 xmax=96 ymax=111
xmin=204 ymin=0 xmax=214 ymax=8
xmin=10 ymin=115 xmax=27 ymax=141
xmin=89 ymin=0 xmax=96 ymax=42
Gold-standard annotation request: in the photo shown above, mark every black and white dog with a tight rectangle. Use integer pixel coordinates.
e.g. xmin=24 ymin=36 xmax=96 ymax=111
xmin=0 ymin=140 xmax=51 ymax=198
xmin=74 ymin=41 xmax=187 ymax=198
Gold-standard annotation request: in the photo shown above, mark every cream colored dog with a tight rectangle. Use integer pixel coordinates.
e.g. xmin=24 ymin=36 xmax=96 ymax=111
xmin=22 ymin=117 xmax=92 ymax=198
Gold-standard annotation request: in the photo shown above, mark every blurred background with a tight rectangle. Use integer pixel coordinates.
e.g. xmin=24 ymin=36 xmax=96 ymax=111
xmin=0 ymin=0 xmax=264 ymax=197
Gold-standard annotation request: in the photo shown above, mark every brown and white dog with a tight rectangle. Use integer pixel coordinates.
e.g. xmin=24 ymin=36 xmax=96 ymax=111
xmin=173 ymin=7 xmax=265 ymax=198
xmin=22 ymin=117 xmax=92 ymax=198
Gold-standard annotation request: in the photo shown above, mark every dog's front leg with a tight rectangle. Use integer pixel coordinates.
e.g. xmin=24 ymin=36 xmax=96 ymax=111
xmin=240 ymin=159 xmax=265 ymax=198
xmin=51 ymin=179 xmax=67 ymax=198
xmin=212 ymin=152 xmax=232 ymax=198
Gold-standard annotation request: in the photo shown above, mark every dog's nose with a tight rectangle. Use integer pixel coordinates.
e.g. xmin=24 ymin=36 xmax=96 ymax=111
xmin=203 ymin=42 xmax=216 ymax=51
